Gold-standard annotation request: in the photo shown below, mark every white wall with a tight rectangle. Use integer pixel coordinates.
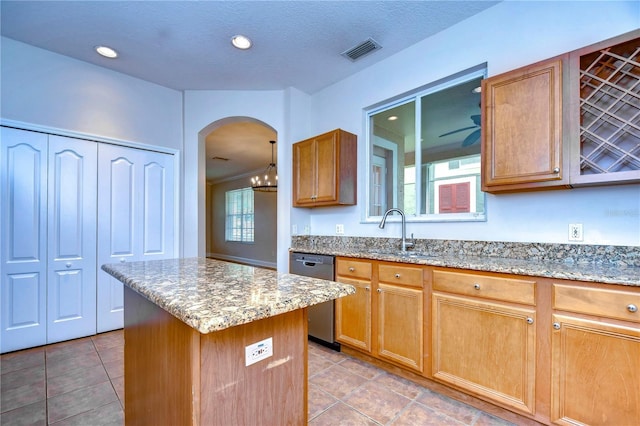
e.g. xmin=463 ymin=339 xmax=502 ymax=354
xmin=0 ymin=37 xmax=183 ymax=150
xmin=297 ymin=1 xmax=640 ymax=247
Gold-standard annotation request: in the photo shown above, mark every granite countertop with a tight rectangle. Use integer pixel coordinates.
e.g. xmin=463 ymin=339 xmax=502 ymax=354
xmin=101 ymin=257 xmax=355 ymax=334
xmin=291 ymin=247 xmax=640 ymax=287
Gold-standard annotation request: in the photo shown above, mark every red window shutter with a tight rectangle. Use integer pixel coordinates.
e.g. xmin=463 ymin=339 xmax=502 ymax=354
xmin=439 ymin=182 xmax=471 ymax=213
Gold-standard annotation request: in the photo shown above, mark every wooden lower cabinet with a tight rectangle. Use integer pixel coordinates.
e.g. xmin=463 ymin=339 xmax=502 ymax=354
xmin=550 ymin=314 xmax=640 ymax=425
xmin=377 ymin=282 xmax=423 ymax=372
xmin=432 ymin=293 xmax=536 ymax=415
xmin=335 ymin=276 xmax=372 ymax=352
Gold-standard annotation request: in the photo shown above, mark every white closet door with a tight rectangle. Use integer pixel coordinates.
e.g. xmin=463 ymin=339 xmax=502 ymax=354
xmin=97 ymin=144 xmax=175 ymax=332
xmin=46 ymin=135 xmax=97 ymax=343
xmin=1 ymin=127 xmax=48 ymax=353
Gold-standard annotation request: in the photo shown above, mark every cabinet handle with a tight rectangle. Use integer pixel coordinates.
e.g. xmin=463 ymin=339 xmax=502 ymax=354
xmin=553 ymin=322 xmax=561 ymax=330
xmin=526 ymin=317 xmax=534 ymax=324
xmin=473 ymin=283 xmax=480 ymax=290
xmin=395 ymin=273 xmax=401 ymax=279
xmin=377 ymin=288 xmax=382 ymax=293
xmin=349 ymin=267 xmax=355 ymax=272
xmin=553 ymin=167 xmax=560 ymax=173
xmin=628 ymin=304 xmax=638 ymax=313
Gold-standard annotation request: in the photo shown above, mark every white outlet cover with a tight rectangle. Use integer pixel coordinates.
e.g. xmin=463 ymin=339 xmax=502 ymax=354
xmin=245 ymin=337 xmax=273 ymax=366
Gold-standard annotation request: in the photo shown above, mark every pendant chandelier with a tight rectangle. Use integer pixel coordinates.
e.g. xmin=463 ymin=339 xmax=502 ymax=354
xmin=251 ymin=140 xmax=278 ymax=192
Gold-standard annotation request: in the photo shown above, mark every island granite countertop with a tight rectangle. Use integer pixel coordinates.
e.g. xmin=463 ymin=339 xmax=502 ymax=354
xmin=101 ymin=257 xmax=355 ymax=334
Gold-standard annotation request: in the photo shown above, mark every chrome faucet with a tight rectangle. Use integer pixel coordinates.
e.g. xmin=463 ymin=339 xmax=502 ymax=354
xmin=378 ymin=208 xmax=414 ymax=252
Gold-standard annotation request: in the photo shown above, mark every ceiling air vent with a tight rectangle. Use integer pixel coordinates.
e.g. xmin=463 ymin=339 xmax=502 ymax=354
xmin=341 ymin=38 xmax=382 ymax=62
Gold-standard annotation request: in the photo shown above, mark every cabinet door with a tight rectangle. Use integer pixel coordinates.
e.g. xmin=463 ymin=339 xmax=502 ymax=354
xmin=377 ymin=283 xmax=423 ymax=372
xmin=1 ymin=128 xmax=48 ymax=353
xmin=551 ymin=314 xmax=640 ymax=425
xmin=432 ymin=293 xmax=536 ymax=414
xmin=97 ymin=144 xmax=175 ymax=332
xmin=47 ymin=135 xmax=97 ymax=343
xmin=335 ymin=276 xmax=371 ymax=352
xmin=292 ymin=138 xmax=316 ymax=205
xmin=482 ymin=56 xmax=568 ymax=192
xmin=314 ymin=132 xmax=338 ymax=204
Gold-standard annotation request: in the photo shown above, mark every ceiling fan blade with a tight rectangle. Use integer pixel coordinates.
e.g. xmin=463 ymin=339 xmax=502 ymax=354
xmin=439 ymin=125 xmax=478 ymax=137
xmin=461 ymin=129 xmax=481 ymax=147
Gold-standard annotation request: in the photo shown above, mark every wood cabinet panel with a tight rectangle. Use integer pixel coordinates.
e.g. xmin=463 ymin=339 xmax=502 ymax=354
xmin=292 ymin=129 xmax=357 ymax=207
xmin=433 ymin=269 xmax=535 ymax=305
xmin=336 ymin=258 xmax=372 ymax=280
xmin=378 ymin=263 xmax=424 ymax=288
xmin=377 ymin=283 xmax=423 ymax=372
xmin=335 ymin=276 xmax=372 ymax=352
xmin=553 ymin=283 xmax=640 ymax=323
xmin=551 ymin=314 xmax=640 ymax=425
xmin=482 ymin=56 xmax=568 ymax=192
xmin=432 ymin=293 xmax=536 ymax=415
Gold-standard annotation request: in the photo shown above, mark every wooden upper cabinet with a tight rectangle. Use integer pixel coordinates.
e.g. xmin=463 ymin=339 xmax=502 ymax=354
xmin=482 ymin=55 xmax=569 ymax=193
xmin=568 ymin=30 xmax=640 ymax=187
xmin=292 ymin=129 xmax=357 ymax=207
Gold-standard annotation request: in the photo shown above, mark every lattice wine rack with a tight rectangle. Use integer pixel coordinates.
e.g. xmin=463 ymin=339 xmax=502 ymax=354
xmin=579 ymin=37 xmax=640 ymax=175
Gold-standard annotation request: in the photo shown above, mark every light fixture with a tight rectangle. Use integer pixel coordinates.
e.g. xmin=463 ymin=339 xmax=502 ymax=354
xmin=95 ymin=45 xmax=118 ymax=59
xmin=231 ymin=35 xmax=252 ymax=50
xmin=388 ymin=115 xmax=398 ymax=121
xmin=472 ymin=86 xmax=482 ymax=93
xmin=251 ymin=140 xmax=277 ymax=192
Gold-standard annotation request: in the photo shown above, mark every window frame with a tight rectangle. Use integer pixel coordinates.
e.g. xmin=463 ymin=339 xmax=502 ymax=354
xmin=225 ymin=187 xmax=255 ymax=243
xmin=363 ymin=67 xmax=487 ymax=223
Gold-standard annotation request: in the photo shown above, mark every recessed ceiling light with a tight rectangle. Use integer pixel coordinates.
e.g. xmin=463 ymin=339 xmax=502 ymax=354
xmin=231 ymin=35 xmax=252 ymax=50
xmin=388 ymin=116 xmax=398 ymax=121
xmin=95 ymin=45 xmax=118 ymax=59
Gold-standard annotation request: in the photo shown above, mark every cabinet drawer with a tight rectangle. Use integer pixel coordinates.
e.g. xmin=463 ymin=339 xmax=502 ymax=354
xmin=336 ymin=258 xmax=372 ymax=280
xmin=433 ymin=270 xmax=535 ymax=305
xmin=378 ymin=264 xmax=423 ymax=288
xmin=553 ymin=283 xmax=640 ymax=323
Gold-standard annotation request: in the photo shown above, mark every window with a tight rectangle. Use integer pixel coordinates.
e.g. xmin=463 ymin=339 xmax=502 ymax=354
xmin=367 ymin=68 xmax=486 ymax=221
xmin=225 ymin=188 xmax=254 ymax=242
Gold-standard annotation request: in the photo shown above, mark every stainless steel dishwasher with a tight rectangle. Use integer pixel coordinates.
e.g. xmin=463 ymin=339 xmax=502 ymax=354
xmin=289 ymin=252 xmax=339 ymax=350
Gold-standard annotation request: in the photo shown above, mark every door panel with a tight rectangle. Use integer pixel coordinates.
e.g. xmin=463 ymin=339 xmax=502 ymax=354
xmin=1 ymin=127 xmax=48 ymax=352
xmin=97 ymin=144 xmax=175 ymax=332
xmin=47 ymin=135 xmax=97 ymax=343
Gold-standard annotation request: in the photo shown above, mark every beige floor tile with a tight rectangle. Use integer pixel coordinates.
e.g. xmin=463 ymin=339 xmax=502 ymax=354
xmin=343 ymin=380 xmax=411 ymax=424
xmin=416 ymin=389 xmax=480 ymax=425
xmin=1 ymin=348 xmax=45 ymax=374
xmin=46 ymin=364 xmax=110 ymax=398
xmin=0 ymin=376 xmax=46 ymax=413
xmin=338 ymin=357 xmax=382 ymax=380
xmin=103 ymin=359 xmax=124 ymax=380
xmin=392 ymin=401 xmax=466 ymax=425
xmin=308 ymin=383 xmax=338 ymax=421
xmin=46 ymin=350 xmax=102 ymax=379
xmin=309 ymin=401 xmax=378 ymax=426
xmin=1 ymin=364 xmax=45 ymax=391
xmin=47 ymin=381 xmax=118 ymax=424
xmin=96 ymin=345 xmax=123 ymax=364
xmin=0 ymin=399 xmax=47 ymax=426
xmin=309 ymin=364 xmax=369 ymax=399
xmin=45 ymin=338 xmax=96 ymax=360
xmin=110 ymin=375 xmax=124 ymax=407
xmin=49 ymin=401 xmax=124 ymax=426
xmin=308 ymin=351 xmax=338 ymax=376
xmin=372 ymin=372 xmax=424 ymax=400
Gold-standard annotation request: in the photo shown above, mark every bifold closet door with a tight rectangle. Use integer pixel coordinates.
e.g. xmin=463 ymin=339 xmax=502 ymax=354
xmin=1 ymin=127 xmax=48 ymax=353
xmin=97 ymin=144 xmax=175 ymax=333
xmin=46 ymin=135 xmax=97 ymax=344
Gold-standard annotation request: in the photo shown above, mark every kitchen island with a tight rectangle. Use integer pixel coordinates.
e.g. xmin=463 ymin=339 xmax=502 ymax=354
xmin=101 ymin=257 xmax=355 ymax=426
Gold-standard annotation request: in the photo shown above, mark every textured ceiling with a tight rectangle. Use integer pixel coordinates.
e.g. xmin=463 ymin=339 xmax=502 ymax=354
xmin=1 ymin=1 xmax=500 ymax=182
xmin=1 ymin=0 xmax=499 ymax=94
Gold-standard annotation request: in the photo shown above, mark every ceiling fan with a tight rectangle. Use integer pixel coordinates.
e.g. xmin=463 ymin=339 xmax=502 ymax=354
xmin=439 ymin=114 xmax=481 ymax=147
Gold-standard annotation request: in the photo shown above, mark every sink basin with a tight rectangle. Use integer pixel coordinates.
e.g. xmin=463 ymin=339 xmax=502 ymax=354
xmin=368 ymin=251 xmax=437 ymax=260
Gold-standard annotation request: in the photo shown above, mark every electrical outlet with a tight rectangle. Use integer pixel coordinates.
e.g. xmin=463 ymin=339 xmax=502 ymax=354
xmin=245 ymin=337 xmax=273 ymax=366
xmin=336 ymin=224 xmax=344 ymax=234
xmin=568 ymin=223 xmax=583 ymax=242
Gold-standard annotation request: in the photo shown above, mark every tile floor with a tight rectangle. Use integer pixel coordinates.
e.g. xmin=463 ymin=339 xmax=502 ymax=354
xmin=1 ymin=331 xmax=517 ymax=425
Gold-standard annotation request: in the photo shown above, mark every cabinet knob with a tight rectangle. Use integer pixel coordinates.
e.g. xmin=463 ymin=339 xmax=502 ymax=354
xmin=377 ymin=288 xmax=382 ymax=293
xmin=395 ymin=273 xmax=401 ymax=279
xmin=349 ymin=267 xmax=355 ymax=272
xmin=628 ymin=304 xmax=638 ymax=313
xmin=473 ymin=283 xmax=481 ymax=290
xmin=553 ymin=322 xmax=561 ymax=330
xmin=553 ymin=167 xmax=560 ymax=173
xmin=120 ymin=258 xmax=126 ymax=263
xmin=365 ymin=286 xmax=370 ymax=291
xmin=526 ymin=317 xmax=534 ymax=325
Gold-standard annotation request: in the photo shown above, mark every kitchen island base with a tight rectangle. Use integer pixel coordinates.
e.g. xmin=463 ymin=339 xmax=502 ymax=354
xmin=124 ymin=286 xmax=308 ymax=426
